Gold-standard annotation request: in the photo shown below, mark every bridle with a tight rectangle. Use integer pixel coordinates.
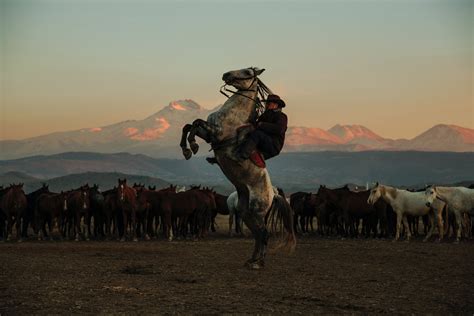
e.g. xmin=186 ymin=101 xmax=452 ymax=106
xmin=210 ymin=68 xmax=274 ymax=152
xmin=219 ymin=67 xmax=273 ymax=116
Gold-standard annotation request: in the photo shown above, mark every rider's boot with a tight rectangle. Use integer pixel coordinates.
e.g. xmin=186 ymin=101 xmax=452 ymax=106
xmin=235 ymin=139 xmax=257 ymax=161
xmin=206 ymin=157 xmax=218 ymax=165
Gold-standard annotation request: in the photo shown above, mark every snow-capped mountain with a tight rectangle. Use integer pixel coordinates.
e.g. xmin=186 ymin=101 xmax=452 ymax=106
xmin=393 ymin=124 xmax=474 ymax=152
xmin=0 ymin=100 xmax=473 ymax=160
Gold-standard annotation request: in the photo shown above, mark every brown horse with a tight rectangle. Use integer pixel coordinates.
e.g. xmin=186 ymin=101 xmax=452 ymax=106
xmin=186 ymin=187 xmax=217 ymax=238
xmin=24 ymin=183 xmax=50 ymax=238
xmin=139 ymin=185 xmax=177 ymax=239
xmin=117 ymin=179 xmax=138 ymax=241
xmin=65 ymin=185 xmax=91 ymax=241
xmin=103 ymin=187 xmax=119 ymax=239
xmin=211 ymin=191 xmax=230 ymax=233
xmin=0 ymin=184 xmax=28 ymax=241
xmin=35 ymin=191 xmax=69 ymax=240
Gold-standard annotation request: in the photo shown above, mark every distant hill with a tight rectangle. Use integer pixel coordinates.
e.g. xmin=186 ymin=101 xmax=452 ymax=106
xmin=0 ymin=100 xmax=472 ymax=160
xmin=0 ymin=171 xmax=170 ymax=193
xmin=1 ymin=151 xmax=473 ymax=192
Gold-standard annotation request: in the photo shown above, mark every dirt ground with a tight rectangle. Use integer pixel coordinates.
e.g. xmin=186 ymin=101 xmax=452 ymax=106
xmin=1 ymin=220 xmax=473 ymax=314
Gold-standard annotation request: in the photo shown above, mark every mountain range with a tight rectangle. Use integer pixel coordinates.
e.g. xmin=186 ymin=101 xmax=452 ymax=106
xmin=1 ymin=151 xmax=473 ymax=193
xmin=0 ymin=99 xmax=473 ymax=159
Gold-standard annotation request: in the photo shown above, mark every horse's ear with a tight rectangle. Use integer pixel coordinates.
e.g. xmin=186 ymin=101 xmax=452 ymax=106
xmin=254 ymin=67 xmax=265 ymax=75
xmin=375 ymin=182 xmax=379 ymax=187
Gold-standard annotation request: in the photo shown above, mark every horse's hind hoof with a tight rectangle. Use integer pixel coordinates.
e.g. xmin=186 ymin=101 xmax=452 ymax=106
xmin=182 ymin=148 xmax=192 ymax=160
xmin=133 ymin=237 xmax=138 ymax=242
xmin=144 ymin=234 xmax=151 ymax=241
xmin=17 ymin=239 xmax=23 ymax=243
xmin=244 ymin=259 xmax=264 ymax=270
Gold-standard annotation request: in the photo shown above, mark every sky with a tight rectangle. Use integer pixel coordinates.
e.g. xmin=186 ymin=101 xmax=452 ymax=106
xmin=1 ymin=0 xmax=473 ymax=140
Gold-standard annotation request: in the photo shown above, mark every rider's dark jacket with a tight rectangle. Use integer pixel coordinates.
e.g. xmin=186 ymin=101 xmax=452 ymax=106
xmin=255 ymin=108 xmax=288 ymax=156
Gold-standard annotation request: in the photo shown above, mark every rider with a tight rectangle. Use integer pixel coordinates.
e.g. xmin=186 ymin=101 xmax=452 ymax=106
xmin=207 ymin=94 xmax=288 ymax=164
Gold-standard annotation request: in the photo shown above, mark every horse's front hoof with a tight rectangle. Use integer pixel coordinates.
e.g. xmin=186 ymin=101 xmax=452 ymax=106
xmin=133 ymin=237 xmax=138 ymax=242
xmin=182 ymin=148 xmax=192 ymax=160
xmin=190 ymin=142 xmax=199 ymax=154
xmin=454 ymin=239 xmax=460 ymax=244
xmin=144 ymin=234 xmax=151 ymax=241
xmin=17 ymin=238 xmax=23 ymax=243
xmin=120 ymin=238 xmax=125 ymax=242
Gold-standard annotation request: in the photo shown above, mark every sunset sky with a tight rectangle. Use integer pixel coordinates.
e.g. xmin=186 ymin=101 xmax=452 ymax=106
xmin=1 ymin=0 xmax=472 ymax=140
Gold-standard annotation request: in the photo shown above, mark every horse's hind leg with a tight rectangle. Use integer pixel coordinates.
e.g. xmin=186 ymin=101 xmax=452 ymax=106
xmin=16 ymin=214 xmax=22 ymax=242
xmin=394 ymin=212 xmax=402 ymax=241
xmin=180 ymin=124 xmax=193 ymax=160
xmin=423 ymin=213 xmax=435 ymax=242
xmin=402 ymin=215 xmax=411 ymax=242
xmin=454 ymin=210 xmax=462 ymax=243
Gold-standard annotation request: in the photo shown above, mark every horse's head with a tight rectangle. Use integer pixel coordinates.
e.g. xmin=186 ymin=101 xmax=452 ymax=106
xmin=222 ymin=67 xmax=265 ymax=91
xmin=7 ymin=183 xmax=26 ymax=209
xmin=367 ymin=182 xmax=382 ymax=205
xmin=425 ymin=186 xmax=437 ymax=207
xmin=118 ymin=178 xmax=127 ymax=201
xmin=60 ymin=190 xmax=68 ymax=211
xmin=77 ymin=185 xmax=90 ymax=210
xmin=91 ymin=184 xmax=100 ymax=193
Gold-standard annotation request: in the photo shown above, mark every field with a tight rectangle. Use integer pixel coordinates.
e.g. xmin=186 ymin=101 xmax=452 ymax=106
xmin=0 ymin=218 xmax=473 ymax=314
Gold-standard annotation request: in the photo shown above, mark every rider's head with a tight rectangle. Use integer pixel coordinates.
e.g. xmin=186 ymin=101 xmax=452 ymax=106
xmin=264 ymin=94 xmax=286 ymax=110
xmin=265 ymin=102 xmax=279 ymax=110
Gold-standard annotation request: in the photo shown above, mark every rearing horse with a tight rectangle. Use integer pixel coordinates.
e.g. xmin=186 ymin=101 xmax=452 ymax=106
xmin=180 ymin=67 xmax=295 ymax=269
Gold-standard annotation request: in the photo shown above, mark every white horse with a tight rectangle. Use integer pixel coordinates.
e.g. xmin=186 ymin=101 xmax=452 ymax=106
xmin=425 ymin=186 xmax=474 ymax=242
xmin=367 ymin=183 xmax=445 ymax=241
xmin=180 ymin=67 xmax=295 ymax=269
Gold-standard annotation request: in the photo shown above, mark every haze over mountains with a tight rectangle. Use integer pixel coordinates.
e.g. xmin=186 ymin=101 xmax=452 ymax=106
xmin=1 ymin=151 xmax=473 ymax=193
xmin=1 ymin=100 xmax=473 ymax=160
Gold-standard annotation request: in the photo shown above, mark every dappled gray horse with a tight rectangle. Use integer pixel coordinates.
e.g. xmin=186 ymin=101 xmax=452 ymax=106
xmin=180 ymin=67 xmax=295 ymax=269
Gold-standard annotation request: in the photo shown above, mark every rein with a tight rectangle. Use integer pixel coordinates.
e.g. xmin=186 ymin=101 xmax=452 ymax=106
xmin=211 ymin=71 xmax=273 ymax=152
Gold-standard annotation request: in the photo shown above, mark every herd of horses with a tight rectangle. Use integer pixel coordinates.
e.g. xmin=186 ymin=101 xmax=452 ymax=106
xmin=292 ymin=183 xmax=474 ymax=243
xmin=0 ymin=180 xmax=473 ymax=243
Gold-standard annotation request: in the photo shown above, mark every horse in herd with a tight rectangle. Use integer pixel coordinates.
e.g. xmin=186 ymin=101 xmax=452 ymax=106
xmin=0 ymin=180 xmax=239 ymax=243
xmin=1 ymin=180 xmax=473 ymax=244
xmin=290 ymin=183 xmax=474 ymax=242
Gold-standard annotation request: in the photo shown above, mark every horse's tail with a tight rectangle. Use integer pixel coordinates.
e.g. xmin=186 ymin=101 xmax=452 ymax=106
xmin=266 ymin=194 xmax=296 ymax=253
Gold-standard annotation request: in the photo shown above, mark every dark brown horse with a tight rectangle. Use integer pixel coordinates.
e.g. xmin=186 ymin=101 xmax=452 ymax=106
xmin=35 ymin=191 xmax=68 ymax=240
xmin=139 ymin=185 xmax=177 ymax=239
xmin=186 ymin=187 xmax=217 ymax=238
xmin=317 ymin=185 xmax=350 ymax=235
xmin=117 ymin=179 xmax=138 ymax=241
xmin=0 ymin=184 xmax=28 ymax=241
xmin=24 ymin=183 xmax=50 ymax=238
xmin=64 ymin=185 xmax=91 ymax=241
xmin=103 ymin=187 xmax=119 ymax=239
xmin=211 ymin=192 xmax=230 ymax=233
